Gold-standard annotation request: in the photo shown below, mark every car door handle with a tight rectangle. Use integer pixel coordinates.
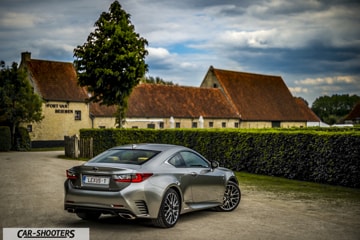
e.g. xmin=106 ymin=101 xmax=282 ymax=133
xmin=190 ymin=172 xmax=197 ymax=177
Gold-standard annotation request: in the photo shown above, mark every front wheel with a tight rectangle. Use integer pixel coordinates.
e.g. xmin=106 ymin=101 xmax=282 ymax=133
xmin=152 ymin=188 xmax=180 ymax=228
xmin=216 ymin=181 xmax=241 ymax=212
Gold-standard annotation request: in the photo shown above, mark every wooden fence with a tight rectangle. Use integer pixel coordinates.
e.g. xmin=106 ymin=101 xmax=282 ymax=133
xmin=64 ymin=135 xmax=93 ymax=159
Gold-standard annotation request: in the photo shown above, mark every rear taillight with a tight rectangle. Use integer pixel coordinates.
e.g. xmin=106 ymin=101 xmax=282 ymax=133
xmin=114 ymin=173 xmax=153 ymax=183
xmin=66 ymin=169 xmax=78 ymax=179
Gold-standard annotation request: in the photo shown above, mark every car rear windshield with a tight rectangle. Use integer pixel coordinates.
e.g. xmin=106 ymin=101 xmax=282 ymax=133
xmin=89 ymin=149 xmax=160 ymax=165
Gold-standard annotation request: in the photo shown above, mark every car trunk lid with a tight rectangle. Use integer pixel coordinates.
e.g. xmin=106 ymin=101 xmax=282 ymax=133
xmin=69 ymin=164 xmax=139 ymax=191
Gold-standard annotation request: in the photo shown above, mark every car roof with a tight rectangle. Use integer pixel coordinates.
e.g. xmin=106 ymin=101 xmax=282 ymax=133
xmin=110 ymin=143 xmax=184 ymax=152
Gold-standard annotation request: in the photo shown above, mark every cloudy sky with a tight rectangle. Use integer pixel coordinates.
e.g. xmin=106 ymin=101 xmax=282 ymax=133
xmin=1 ymin=0 xmax=359 ymax=105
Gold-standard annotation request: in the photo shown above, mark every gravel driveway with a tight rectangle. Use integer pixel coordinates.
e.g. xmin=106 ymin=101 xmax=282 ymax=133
xmin=0 ymin=151 xmax=359 ymax=240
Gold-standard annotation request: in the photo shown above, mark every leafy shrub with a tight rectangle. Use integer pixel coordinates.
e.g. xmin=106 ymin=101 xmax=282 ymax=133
xmin=0 ymin=126 xmax=11 ymax=151
xmin=80 ymin=128 xmax=360 ymax=188
xmin=14 ymin=127 xmax=31 ymax=151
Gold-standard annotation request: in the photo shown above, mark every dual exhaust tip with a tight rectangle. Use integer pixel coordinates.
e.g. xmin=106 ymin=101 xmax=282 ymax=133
xmin=118 ymin=213 xmax=136 ymax=220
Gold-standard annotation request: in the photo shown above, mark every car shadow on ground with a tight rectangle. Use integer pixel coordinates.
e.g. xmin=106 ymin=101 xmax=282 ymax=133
xmin=61 ymin=209 xmax=219 ymax=230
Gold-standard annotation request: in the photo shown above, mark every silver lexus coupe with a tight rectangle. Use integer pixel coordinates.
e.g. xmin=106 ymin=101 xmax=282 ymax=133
xmin=64 ymin=143 xmax=241 ymax=228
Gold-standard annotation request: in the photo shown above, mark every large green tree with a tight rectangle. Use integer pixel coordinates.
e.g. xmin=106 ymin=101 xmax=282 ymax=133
xmin=0 ymin=62 xmax=43 ymax=147
xmin=73 ymin=1 xmax=148 ymax=127
xmin=311 ymin=94 xmax=360 ymax=124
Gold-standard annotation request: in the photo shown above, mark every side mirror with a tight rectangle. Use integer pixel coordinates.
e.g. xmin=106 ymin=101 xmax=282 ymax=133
xmin=211 ymin=161 xmax=219 ymax=169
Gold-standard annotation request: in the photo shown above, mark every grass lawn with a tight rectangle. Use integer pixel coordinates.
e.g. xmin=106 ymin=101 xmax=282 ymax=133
xmin=236 ymin=172 xmax=360 ymax=203
xmin=31 ymin=147 xmax=64 ymax=151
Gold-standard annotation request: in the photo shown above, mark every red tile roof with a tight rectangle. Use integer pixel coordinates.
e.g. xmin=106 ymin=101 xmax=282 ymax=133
xmin=344 ymin=102 xmax=360 ymax=120
xmin=90 ymin=102 xmax=117 ymax=117
xmin=294 ymin=97 xmax=320 ymax=122
xmin=206 ymin=67 xmax=313 ymax=121
xmin=24 ymin=59 xmax=88 ymax=102
xmin=126 ymin=84 xmax=239 ymax=118
xmin=22 ymin=52 xmax=318 ymax=123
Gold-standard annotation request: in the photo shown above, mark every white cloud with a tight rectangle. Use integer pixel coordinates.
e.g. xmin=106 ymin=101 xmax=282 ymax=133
xmin=218 ymin=30 xmax=276 ymax=48
xmin=289 ymin=87 xmax=309 ymax=94
xmin=0 ymin=12 xmax=42 ymax=28
xmin=216 ymin=28 xmax=316 ymax=49
xmin=147 ymin=47 xmax=171 ymax=59
xmin=0 ymin=0 xmax=359 ymax=104
xmin=295 ymin=76 xmax=357 ymax=85
xmin=291 ymin=75 xmax=360 ymax=104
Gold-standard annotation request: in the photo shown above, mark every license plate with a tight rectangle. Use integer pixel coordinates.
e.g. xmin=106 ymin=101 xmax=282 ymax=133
xmin=82 ymin=175 xmax=110 ymax=185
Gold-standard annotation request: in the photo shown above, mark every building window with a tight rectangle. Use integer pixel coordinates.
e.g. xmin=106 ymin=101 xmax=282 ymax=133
xmin=159 ymin=122 xmax=164 ymax=129
xmin=176 ymin=122 xmax=181 ymax=128
xmin=222 ymin=122 xmax=226 ymax=128
xmin=27 ymin=125 xmax=32 ymax=132
xmin=234 ymin=122 xmax=239 ymax=128
xmin=192 ymin=122 xmax=197 ymax=128
xmin=75 ymin=110 xmax=81 ymax=120
xmin=272 ymin=121 xmax=281 ymax=128
xmin=99 ymin=126 xmax=105 ymax=129
xmin=132 ymin=126 xmax=139 ymax=129
xmin=147 ymin=123 xmax=155 ymax=129
xmin=209 ymin=122 xmax=214 ymax=128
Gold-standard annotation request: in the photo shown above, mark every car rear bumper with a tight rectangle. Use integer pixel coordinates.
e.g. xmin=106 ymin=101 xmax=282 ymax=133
xmin=64 ymin=180 xmax=156 ymax=218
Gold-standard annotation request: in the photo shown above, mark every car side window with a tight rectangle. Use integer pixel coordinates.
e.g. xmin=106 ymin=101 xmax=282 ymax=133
xmin=179 ymin=151 xmax=209 ymax=168
xmin=168 ymin=153 xmax=186 ymax=168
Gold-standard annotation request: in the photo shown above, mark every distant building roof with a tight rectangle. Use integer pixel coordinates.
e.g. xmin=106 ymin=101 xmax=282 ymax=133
xmin=20 ymin=52 xmax=88 ymax=102
xmin=90 ymin=102 xmax=117 ymax=117
xmin=344 ymin=102 xmax=360 ymax=121
xmin=126 ymin=84 xmax=239 ymax=118
xmin=201 ymin=66 xmax=314 ymax=121
xmin=20 ymin=51 xmax=318 ymax=123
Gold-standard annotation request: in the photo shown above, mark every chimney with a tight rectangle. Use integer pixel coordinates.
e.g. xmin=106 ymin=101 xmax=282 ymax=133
xmin=21 ymin=52 xmax=31 ymax=63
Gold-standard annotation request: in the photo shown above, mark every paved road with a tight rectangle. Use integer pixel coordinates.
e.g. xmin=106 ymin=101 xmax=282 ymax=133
xmin=1 ymin=151 xmax=359 ymax=240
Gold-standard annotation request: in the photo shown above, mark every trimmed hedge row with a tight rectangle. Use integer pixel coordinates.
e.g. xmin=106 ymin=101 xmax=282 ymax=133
xmin=0 ymin=126 xmax=31 ymax=151
xmin=14 ymin=127 xmax=31 ymax=151
xmin=80 ymin=128 xmax=360 ymax=188
xmin=0 ymin=126 xmax=11 ymax=151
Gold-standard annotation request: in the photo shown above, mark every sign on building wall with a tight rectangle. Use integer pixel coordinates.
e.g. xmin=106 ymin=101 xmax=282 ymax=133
xmin=46 ymin=103 xmax=73 ymax=114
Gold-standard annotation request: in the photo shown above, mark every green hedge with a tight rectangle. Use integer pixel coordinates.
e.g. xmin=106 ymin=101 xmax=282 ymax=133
xmin=0 ymin=126 xmax=11 ymax=151
xmin=14 ymin=127 xmax=31 ymax=151
xmin=80 ymin=128 xmax=360 ymax=188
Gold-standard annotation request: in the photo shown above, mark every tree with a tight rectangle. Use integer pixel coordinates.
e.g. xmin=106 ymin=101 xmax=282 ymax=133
xmin=0 ymin=62 xmax=43 ymax=147
xmin=73 ymin=1 xmax=148 ymax=127
xmin=140 ymin=76 xmax=177 ymax=85
xmin=311 ymin=94 xmax=360 ymax=124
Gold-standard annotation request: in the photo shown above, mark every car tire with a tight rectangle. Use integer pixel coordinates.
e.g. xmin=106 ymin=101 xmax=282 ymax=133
xmin=76 ymin=212 xmax=101 ymax=221
xmin=152 ymin=188 xmax=180 ymax=228
xmin=216 ymin=181 xmax=241 ymax=212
